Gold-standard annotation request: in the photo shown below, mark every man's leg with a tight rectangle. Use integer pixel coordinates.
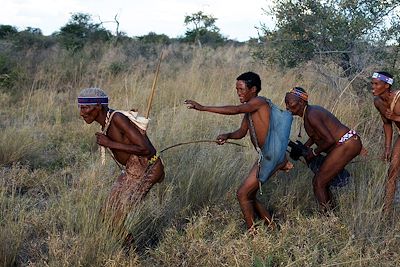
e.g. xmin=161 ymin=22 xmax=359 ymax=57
xmin=252 ymin=159 xmax=291 ymax=225
xmin=253 ymin=199 xmax=273 ymax=226
xmin=313 ymin=137 xmax=362 ymax=209
xmin=133 ymin=158 xmax=165 ymax=203
xmin=237 ymin=163 xmax=267 ymax=229
xmin=384 ymin=137 xmax=400 ymax=213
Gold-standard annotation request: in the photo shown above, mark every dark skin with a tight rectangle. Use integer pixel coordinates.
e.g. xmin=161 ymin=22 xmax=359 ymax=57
xmin=79 ymin=104 xmax=157 ymax=164
xmin=80 ymin=103 xmax=164 ymax=250
xmin=285 ymin=93 xmax=362 ymax=210
xmin=372 ymin=77 xmax=400 ymax=213
xmin=185 ymin=80 xmax=289 ymax=230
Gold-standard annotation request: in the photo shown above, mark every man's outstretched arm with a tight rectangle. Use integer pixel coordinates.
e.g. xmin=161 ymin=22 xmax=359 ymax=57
xmin=184 ymin=98 xmax=262 ymax=115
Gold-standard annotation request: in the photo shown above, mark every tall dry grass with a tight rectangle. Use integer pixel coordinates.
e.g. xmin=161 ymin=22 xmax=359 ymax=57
xmin=0 ymin=43 xmax=399 ymax=266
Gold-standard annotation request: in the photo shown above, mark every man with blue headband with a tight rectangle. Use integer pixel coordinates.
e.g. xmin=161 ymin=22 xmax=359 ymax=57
xmin=371 ymin=71 xmax=399 ymax=213
xmin=77 ymin=87 xmax=165 ymax=233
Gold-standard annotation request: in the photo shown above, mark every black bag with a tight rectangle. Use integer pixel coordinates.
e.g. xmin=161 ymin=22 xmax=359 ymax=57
xmin=288 ymin=140 xmax=350 ymax=187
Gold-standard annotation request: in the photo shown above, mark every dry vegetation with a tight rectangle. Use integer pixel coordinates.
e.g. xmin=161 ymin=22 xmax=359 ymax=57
xmin=1 ymin=43 xmax=400 ymax=266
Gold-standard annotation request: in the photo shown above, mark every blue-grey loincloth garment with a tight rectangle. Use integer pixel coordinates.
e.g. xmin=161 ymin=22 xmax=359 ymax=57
xmin=257 ymin=99 xmax=293 ymax=184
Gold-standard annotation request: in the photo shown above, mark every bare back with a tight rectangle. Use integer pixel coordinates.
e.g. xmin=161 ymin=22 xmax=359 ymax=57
xmin=304 ymin=105 xmax=349 ymax=152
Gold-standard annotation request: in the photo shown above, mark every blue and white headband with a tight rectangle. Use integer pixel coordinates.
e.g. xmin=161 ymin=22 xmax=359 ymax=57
xmin=77 ymin=96 xmax=109 ymax=105
xmin=372 ymin=72 xmax=394 ymax=85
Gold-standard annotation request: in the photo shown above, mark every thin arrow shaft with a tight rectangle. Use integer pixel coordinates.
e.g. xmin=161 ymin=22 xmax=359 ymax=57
xmin=145 ymin=51 xmax=163 ymax=119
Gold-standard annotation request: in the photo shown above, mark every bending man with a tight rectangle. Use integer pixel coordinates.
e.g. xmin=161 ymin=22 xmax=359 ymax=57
xmin=77 ymin=87 xmax=164 ymax=227
xmin=285 ymin=87 xmax=362 ymax=211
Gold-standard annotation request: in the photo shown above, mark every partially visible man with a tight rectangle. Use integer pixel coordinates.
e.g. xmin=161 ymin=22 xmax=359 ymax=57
xmin=77 ymin=87 xmax=164 ymax=228
xmin=371 ymin=71 xmax=399 ymax=213
xmin=285 ymin=87 xmax=362 ymax=210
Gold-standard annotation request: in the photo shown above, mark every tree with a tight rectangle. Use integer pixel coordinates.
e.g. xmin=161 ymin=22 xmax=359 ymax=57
xmin=58 ymin=13 xmax=111 ymax=51
xmin=385 ymin=14 xmax=400 ymax=68
xmin=254 ymin=0 xmax=400 ymax=72
xmin=12 ymin=27 xmax=54 ymax=49
xmin=0 ymin=25 xmax=18 ymax=39
xmin=138 ymin=32 xmax=171 ymax=45
xmin=183 ymin=11 xmax=226 ymax=46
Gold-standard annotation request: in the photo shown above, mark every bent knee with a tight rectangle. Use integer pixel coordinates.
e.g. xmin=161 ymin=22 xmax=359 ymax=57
xmin=236 ymin=188 xmax=246 ymax=201
xmin=236 ymin=187 xmax=255 ymax=202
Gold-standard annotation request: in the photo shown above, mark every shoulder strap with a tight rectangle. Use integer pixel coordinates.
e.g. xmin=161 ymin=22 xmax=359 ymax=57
xmin=247 ymin=113 xmax=260 ymax=150
xmin=247 ymin=111 xmax=264 ymax=190
xmin=99 ymin=110 xmax=125 ymax=170
xmin=101 ymin=110 xmax=149 ymax=134
xmin=390 ymin=91 xmax=400 ymax=112
xmin=102 ymin=110 xmax=117 ymax=134
xmin=117 ymin=110 xmax=149 ymax=131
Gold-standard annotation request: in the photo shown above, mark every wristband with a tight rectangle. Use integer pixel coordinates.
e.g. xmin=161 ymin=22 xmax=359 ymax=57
xmin=312 ymin=149 xmax=318 ymax=156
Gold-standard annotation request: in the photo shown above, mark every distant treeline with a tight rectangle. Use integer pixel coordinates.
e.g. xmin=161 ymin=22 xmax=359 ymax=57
xmin=0 ymin=12 xmax=240 ymax=51
xmin=1 ymin=0 xmax=400 ymax=96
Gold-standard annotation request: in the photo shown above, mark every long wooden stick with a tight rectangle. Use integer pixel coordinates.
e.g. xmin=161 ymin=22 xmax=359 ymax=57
xmin=145 ymin=51 xmax=164 ymax=119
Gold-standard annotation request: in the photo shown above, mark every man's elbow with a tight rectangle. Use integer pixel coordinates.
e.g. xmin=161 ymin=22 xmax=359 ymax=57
xmin=137 ymin=145 xmax=152 ymax=157
xmin=327 ymin=138 xmax=336 ymax=147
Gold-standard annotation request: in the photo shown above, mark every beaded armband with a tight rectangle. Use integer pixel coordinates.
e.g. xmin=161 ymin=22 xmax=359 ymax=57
xmin=148 ymin=153 xmax=159 ymax=165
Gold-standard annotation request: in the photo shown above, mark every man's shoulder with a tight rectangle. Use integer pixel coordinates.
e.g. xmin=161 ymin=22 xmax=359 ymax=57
xmin=249 ymin=96 xmax=270 ymax=106
xmin=109 ymin=111 xmax=130 ymax=126
xmin=110 ymin=111 xmax=127 ymax=120
xmin=373 ymin=96 xmax=384 ymax=108
xmin=110 ymin=110 xmax=149 ymax=132
xmin=308 ymin=104 xmax=324 ymax=113
xmin=307 ymin=105 xmax=330 ymax=119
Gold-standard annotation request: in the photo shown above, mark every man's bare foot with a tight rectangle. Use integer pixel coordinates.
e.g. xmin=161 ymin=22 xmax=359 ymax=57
xmin=247 ymin=225 xmax=258 ymax=237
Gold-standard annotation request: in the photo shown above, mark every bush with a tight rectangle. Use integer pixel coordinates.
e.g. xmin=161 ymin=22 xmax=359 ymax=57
xmin=0 ymin=54 xmax=20 ymax=90
xmin=0 ymin=25 xmax=18 ymax=39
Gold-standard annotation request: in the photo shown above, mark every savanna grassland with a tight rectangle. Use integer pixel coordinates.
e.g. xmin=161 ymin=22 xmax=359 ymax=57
xmin=1 ymin=42 xmax=400 ymax=267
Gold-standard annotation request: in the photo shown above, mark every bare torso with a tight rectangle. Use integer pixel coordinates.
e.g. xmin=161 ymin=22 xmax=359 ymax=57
xmin=105 ymin=112 xmax=156 ymax=165
xmin=304 ymin=105 xmax=350 ymax=152
xmin=374 ymin=92 xmax=400 ymax=130
xmin=247 ymin=97 xmax=271 ymax=148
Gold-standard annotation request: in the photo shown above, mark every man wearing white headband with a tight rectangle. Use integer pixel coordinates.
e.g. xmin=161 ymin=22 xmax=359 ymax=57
xmin=78 ymin=87 xmax=165 ymax=243
xmin=372 ymin=71 xmax=400 ymax=214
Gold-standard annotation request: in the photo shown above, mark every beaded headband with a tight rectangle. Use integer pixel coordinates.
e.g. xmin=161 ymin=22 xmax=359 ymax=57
xmin=289 ymin=88 xmax=308 ymax=102
xmin=372 ymin=72 xmax=394 ymax=85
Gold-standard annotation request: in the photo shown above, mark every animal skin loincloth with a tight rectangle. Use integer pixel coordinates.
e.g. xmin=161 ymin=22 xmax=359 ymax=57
xmin=103 ymin=154 xmax=164 ymax=228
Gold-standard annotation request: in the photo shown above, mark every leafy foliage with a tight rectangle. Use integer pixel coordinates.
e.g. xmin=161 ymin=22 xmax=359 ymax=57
xmin=58 ymin=13 xmax=111 ymax=51
xmin=138 ymin=32 xmax=171 ymax=45
xmin=0 ymin=54 xmax=22 ymax=91
xmin=183 ymin=11 xmax=226 ymax=46
xmin=255 ymin=0 xmax=400 ymax=72
xmin=0 ymin=25 xmax=18 ymax=39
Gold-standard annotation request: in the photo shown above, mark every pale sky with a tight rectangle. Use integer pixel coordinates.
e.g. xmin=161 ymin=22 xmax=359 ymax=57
xmin=0 ymin=0 xmax=275 ymax=41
